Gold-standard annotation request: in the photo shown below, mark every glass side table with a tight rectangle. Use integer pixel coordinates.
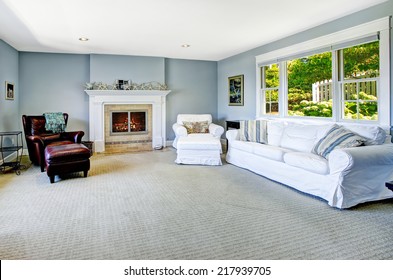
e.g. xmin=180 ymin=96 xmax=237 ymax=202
xmin=0 ymin=131 xmax=24 ymax=175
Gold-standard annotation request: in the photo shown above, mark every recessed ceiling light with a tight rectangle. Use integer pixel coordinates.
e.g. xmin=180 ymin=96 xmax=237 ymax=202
xmin=79 ymin=37 xmax=89 ymax=42
xmin=181 ymin=44 xmax=190 ymax=48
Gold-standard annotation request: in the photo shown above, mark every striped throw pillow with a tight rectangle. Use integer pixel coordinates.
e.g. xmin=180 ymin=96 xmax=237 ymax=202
xmin=239 ymin=120 xmax=267 ymax=144
xmin=312 ymin=124 xmax=366 ymax=158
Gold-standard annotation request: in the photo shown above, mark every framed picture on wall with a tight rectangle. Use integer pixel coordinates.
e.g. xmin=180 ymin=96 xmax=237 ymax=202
xmin=228 ymin=75 xmax=244 ymax=106
xmin=5 ymin=82 xmax=14 ymax=100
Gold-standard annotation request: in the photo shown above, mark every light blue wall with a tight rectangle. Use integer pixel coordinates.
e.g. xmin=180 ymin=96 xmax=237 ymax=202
xmin=0 ymin=40 xmax=19 ymax=132
xmin=17 ymin=53 xmax=217 ymax=141
xmin=165 ymin=58 xmax=218 ymax=140
xmin=217 ymin=52 xmax=256 ymax=127
xmin=19 ymin=53 xmax=90 ymax=134
xmin=217 ymin=1 xmax=393 ymax=131
xmin=90 ymin=54 xmax=165 ymax=84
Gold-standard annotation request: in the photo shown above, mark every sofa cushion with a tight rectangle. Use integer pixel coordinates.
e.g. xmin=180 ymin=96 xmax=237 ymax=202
xmin=280 ymin=123 xmax=331 ymax=153
xmin=312 ymin=124 xmax=366 ymax=158
xmin=267 ymin=120 xmax=286 ymax=146
xmin=239 ymin=120 xmax=267 ymax=143
xmin=253 ymin=144 xmax=292 ymax=162
xmin=230 ymin=140 xmax=290 ymax=162
xmin=230 ymin=140 xmax=255 ymax=153
xmin=284 ymin=152 xmax=329 ymax=175
xmin=182 ymin=121 xmax=209 ymax=134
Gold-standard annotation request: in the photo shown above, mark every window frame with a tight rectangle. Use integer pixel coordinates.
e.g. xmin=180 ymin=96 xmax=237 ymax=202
xmin=255 ymin=17 xmax=390 ymax=129
xmin=260 ymin=64 xmax=280 ymax=115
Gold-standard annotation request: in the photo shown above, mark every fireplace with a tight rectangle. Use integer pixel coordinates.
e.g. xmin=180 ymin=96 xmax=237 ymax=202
xmin=104 ymin=104 xmax=152 ymax=152
xmin=85 ymin=90 xmax=171 ymax=153
xmin=111 ymin=110 xmax=147 ymax=134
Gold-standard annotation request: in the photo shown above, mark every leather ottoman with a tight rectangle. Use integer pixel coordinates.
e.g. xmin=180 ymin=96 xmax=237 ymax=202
xmin=44 ymin=143 xmax=91 ymax=183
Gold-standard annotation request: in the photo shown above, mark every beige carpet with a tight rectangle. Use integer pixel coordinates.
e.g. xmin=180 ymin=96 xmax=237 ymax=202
xmin=0 ymin=148 xmax=392 ymax=260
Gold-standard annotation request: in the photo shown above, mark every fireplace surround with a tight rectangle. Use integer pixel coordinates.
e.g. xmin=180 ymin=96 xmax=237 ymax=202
xmin=85 ymin=90 xmax=171 ymax=153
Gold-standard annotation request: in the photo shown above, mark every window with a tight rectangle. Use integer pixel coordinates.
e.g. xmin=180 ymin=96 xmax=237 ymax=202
xmin=261 ymin=64 xmax=279 ymax=115
xmin=340 ymin=41 xmax=379 ymax=121
xmin=287 ymin=51 xmax=332 ymax=117
xmin=260 ymin=45 xmax=377 ymax=120
xmin=256 ymin=17 xmax=389 ymax=128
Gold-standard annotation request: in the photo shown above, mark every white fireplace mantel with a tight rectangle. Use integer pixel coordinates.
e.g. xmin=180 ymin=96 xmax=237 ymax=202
xmin=85 ymin=90 xmax=171 ymax=152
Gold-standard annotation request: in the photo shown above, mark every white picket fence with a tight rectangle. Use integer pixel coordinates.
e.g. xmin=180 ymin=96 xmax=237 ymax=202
xmin=312 ymin=78 xmax=377 ymax=102
xmin=312 ymin=79 xmax=332 ymax=102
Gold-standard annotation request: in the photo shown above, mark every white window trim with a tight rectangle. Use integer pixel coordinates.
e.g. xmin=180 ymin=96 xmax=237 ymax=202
xmin=255 ymin=17 xmax=390 ymax=130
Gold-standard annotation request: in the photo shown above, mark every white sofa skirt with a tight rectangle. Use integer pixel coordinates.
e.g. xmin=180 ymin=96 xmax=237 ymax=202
xmin=226 ymin=146 xmax=393 ymax=209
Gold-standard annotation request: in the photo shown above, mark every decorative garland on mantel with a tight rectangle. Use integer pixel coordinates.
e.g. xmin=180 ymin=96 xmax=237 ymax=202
xmin=84 ymin=81 xmax=169 ymax=91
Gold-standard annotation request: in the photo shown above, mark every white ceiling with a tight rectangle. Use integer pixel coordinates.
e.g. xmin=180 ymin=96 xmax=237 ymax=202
xmin=0 ymin=0 xmax=387 ymax=61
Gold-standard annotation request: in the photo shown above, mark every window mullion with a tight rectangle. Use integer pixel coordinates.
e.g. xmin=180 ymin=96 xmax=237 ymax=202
xmin=256 ymin=66 xmax=262 ymax=118
xmin=280 ymin=61 xmax=287 ymax=117
xmin=332 ymin=50 xmax=341 ymax=122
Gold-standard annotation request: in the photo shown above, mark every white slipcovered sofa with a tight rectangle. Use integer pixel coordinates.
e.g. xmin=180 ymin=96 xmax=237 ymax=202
xmin=226 ymin=119 xmax=393 ymax=209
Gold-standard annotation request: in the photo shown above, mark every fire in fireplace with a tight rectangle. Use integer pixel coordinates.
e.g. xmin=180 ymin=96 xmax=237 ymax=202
xmin=111 ymin=110 xmax=147 ymax=134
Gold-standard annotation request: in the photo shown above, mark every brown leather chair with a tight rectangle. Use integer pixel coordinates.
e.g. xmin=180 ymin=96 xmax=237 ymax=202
xmin=22 ymin=114 xmax=85 ymax=172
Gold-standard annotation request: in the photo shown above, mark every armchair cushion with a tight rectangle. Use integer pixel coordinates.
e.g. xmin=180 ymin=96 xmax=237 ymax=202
xmin=31 ymin=118 xmax=47 ymax=135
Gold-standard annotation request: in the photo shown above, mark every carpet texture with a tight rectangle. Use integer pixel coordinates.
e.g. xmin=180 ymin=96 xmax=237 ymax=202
xmin=0 ymin=148 xmax=392 ymax=260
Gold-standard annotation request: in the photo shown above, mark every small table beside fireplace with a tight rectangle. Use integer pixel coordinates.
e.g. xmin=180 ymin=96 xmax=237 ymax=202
xmin=225 ymin=120 xmax=241 ymax=152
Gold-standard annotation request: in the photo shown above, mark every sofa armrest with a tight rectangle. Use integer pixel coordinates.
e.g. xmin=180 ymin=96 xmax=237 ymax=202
xmin=61 ymin=131 xmax=85 ymax=143
xmin=327 ymin=144 xmax=393 ymax=208
xmin=209 ymin=123 xmax=224 ymax=138
xmin=172 ymin=123 xmax=187 ymax=137
xmin=226 ymin=129 xmax=240 ymax=143
xmin=329 ymin=144 xmax=393 ymax=174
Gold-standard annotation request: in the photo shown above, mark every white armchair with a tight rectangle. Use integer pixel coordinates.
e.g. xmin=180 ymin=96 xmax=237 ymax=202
xmin=172 ymin=114 xmax=224 ymax=148
xmin=172 ymin=114 xmax=224 ymax=165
